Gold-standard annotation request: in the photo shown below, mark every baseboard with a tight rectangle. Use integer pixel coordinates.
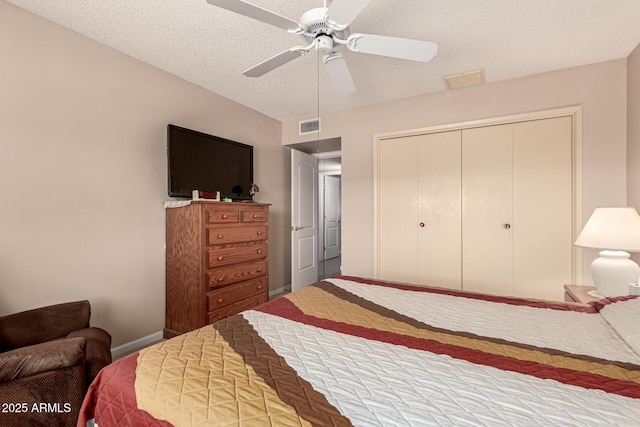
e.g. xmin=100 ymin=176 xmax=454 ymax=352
xmin=269 ymin=284 xmax=291 ymax=298
xmin=111 ymin=330 xmax=164 ymax=359
xmin=111 ymin=288 xmax=292 ymax=359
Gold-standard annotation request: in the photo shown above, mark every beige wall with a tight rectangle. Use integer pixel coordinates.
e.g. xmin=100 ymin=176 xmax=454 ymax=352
xmin=628 ymin=43 xmax=640 ymax=264
xmin=628 ymin=44 xmax=640 ymax=213
xmin=0 ymin=1 xmax=288 ymax=347
xmin=283 ymin=59 xmax=629 ymax=284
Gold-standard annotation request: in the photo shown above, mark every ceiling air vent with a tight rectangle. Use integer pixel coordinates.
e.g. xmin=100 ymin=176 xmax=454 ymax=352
xmin=299 ymin=118 xmax=321 ymax=135
xmin=443 ymin=68 xmax=486 ymax=90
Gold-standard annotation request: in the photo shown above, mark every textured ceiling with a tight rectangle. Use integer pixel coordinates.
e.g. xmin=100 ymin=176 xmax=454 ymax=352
xmin=7 ymin=0 xmax=640 ymax=122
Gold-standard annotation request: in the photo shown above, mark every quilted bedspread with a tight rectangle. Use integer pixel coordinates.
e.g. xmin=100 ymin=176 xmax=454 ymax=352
xmin=78 ymin=276 xmax=640 ymax=426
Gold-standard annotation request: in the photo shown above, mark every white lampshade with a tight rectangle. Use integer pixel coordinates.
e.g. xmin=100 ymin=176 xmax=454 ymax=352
xmin=575 ymin=207 xmax=640 ymax=252
xmin=575 ymin=207 xmax=640 ymax=297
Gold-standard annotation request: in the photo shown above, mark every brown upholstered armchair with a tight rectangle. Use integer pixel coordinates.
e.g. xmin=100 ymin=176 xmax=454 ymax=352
xmin=0 ymin=300 xmax=112 ymax=427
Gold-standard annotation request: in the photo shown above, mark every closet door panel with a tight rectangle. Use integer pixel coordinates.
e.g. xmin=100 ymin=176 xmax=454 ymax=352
xmin=513 ymin=117 xmax=573 ymax=301
xmin=417 ymin=131 xmax=462 ymax=289
xmin=462 ymin=125 xmax=514 ymax=296
xmin=378 ymin=136 xmax=418 ymax=283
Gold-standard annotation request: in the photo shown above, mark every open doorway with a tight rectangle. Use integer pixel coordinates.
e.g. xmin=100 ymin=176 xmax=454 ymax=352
xmin=287 ymin=138 xmax=341 ymax=284
xmin=318 ymin=154 xmax=341 ymax=280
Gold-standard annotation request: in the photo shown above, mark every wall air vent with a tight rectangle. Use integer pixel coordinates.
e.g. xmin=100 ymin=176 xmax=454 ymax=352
xmin=299 ymin=118 xmax=321 ymax=135
xmin=443 ymin=68 xmax=486 ymax=90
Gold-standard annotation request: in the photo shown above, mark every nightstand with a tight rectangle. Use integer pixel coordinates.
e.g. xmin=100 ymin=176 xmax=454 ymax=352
xmin=564 ymin=285 xmax=602 ymax=304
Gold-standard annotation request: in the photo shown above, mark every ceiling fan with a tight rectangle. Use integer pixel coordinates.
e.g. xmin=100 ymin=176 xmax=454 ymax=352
xmin=206 ymin=0 xmax=438 ymax=95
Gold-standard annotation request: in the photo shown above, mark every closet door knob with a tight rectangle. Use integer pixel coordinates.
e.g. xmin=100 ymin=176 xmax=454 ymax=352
xmin=419 ymin=222 xmax=425 ymax=228
xmin=504 ymin=224 xmax=511 ymax=229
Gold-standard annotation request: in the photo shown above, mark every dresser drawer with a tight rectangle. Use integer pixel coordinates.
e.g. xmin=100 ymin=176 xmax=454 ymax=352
xmin=207 ymin=242 xmax=267 ymax=268
xmin=208 ymin=293 xmax=268 ymax=324
xmin=204 ymin=206 xmax=240 ymax=224
xmin=241 ymin=207 xmax=268 ymax=223
xmin=206 ymin=225 xmax=267 ymax=245
xmin=207 ymin=278 xmax=267 ymax=310
xmin=207 ymin=260 xmax=267 ymax=288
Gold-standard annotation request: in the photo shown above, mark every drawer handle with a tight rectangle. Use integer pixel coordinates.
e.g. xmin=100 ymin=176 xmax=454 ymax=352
xmin=222 ymin=214 xmax=228 ymax=219
xmin=217 ymin=277 xmax=224 ymax=282
xmin=253 ymin=214 xmax=258 ymax=219
xmin=257 ymin=231 xmax=262 ymax=236
xmin=217 ymin=256 xmax=224 ymax=261
xmin=217 ymin=234 xmax=224 ymax=239
xmin=257 ymin=268 xmax=263 ymax=273
xmin=217 ymin=298 xmax=223 ymax=304
xmin=257 ymin=249 xmax=263 ymax=254
xmin=257 ymin=285 xmax=263 ymax=290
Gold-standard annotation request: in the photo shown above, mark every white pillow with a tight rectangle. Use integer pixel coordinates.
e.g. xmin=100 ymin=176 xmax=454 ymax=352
xmin=596 ymin=296 xmax=640 ymax=354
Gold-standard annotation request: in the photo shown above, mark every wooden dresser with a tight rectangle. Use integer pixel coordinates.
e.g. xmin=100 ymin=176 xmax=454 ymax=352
xmin=164 ymin=201 xmax=269 ymax=338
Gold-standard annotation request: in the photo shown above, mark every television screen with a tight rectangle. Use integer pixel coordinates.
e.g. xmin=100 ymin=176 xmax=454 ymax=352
xmin=167 ymin=124 xmax=253 ymax=199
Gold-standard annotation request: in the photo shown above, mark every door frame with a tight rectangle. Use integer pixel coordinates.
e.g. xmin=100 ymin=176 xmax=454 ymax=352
xmin=372 ymin=105 xmax=583 ymax=285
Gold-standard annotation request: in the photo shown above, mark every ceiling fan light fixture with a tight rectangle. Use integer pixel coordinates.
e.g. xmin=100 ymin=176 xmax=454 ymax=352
xmin=443 ymin=68 xmax=486 ymax=90
xmin=316 ymin=35 xmax=334 ymax=54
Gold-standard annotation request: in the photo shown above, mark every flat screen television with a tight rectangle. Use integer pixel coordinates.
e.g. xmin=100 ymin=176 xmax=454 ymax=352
xmin=167 ymin=124 xmax=254 ymax=200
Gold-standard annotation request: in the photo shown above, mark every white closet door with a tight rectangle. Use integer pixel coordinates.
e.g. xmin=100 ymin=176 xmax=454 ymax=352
xmin=462 ymin=125 xmax=514 ymax=296
xmin=417 ymin=131 xmax=462 ymax=289
xmin=378 ymin=136 xmax=418 ymax=283
xmin=513 ymin=117 xmax=573 ymax=300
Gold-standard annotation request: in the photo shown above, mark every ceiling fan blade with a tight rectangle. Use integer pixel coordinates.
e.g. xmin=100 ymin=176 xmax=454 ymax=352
xmin=347 ymin=33 xmax=438 ymax=62
xmin=323 ymin=52 xmax=356 ymax=95
xmin=243 ymin=47 xmax=307 ymax=77
xmin=206 ymin=0 xmax=300 ymax=32
xmin=325 ymin=0 xmax=370 ymax=30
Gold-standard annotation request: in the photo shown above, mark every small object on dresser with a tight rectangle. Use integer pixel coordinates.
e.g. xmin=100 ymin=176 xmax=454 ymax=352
xmin=629 ymin=283 xmax=640 ymax=295
xmin=249 ymin=183 xmax=259 ymax=201
xmin=192 ymin=190 xmax=220 ymax=201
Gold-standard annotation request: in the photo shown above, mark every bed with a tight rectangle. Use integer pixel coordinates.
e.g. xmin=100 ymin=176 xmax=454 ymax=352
xmin=78 ymin=276 xmax=640 ymax=426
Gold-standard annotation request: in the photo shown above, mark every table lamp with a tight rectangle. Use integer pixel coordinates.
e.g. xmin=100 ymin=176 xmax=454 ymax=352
xmin=574 ymin=207 xmax=640 ymax=297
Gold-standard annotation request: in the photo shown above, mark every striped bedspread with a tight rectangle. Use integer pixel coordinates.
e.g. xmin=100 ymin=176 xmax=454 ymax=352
xmin=78 ymin=276 xmax=640 ymax=426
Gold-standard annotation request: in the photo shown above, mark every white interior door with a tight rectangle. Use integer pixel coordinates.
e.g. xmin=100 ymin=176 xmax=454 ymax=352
xmin=377 ymin=136 xmax=418 ymax=283
xmin=291 ymin=149 xmax=318 ymax=292
xmin=462 ymin=124 xmax=514 ymax=296
xmin=513 ymin=117 xmax=573 ymax=300
xmin=375 ymin=110 xmax=578 ymax=301
xmin=417 ymin=131 xmax=462 ymax=289
xmin=323 ymin=175 xmax=341 ymax=259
